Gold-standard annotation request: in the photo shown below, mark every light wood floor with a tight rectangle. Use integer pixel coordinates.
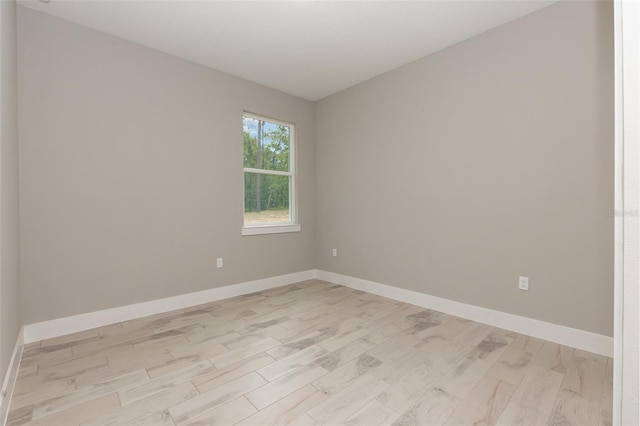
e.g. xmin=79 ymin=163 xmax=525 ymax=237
xmin=7 ymin=280 xmax=612 ymax=426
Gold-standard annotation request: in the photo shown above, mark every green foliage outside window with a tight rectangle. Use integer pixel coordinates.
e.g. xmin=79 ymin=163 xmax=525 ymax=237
xmin=243 ymin=117 xmax=291 ymax=213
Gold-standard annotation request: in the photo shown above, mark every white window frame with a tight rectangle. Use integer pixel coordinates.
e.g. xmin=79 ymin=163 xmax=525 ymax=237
xmin=242 ymin=112 xmax=300 ymax=236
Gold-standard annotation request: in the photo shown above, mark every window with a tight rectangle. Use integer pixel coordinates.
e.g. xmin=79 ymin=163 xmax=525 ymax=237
xmin=242 ymin=113 xmax=300 ymax=235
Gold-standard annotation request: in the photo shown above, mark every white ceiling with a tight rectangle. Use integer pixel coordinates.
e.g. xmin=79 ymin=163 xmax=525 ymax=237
xmin=18 ymin=0 xmax=558 ymax=101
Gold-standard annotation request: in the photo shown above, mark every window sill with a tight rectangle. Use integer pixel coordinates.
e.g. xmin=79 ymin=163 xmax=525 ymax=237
xmin=242 ymin=224 xmax=301 ymax=236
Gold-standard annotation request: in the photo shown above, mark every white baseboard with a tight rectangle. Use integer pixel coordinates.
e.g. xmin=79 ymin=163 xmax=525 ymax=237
xmin=0 ymin=327 xmax=24 ymax=426
xmin=316 ymin=270 xmax=613 ymax=357
xmin=21 ymin=268 xmax=613 ymax=358
xmin=23 ymin=270 xmax=316 ymax=344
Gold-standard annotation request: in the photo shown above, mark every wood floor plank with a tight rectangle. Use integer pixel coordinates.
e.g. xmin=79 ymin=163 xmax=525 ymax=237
xmin=184 ymin=320 xmax=249 ymax=344
xmin=245 ymin=366 xmax=327 ymax=410
xmin=511 ymin=365 xmax=564 ymax=415
xmin=149 ymin=312 xmax=214 ymax=335
xmin=222 ymin=332 xmax=280 ymax=351
xmin=453 ymin=321 xmax=491 ymax=344
xmin=369 ymin=349 xmax=429 ymax=384
xmin=318 ymin=327 xmax=371 ymax=352
xmin=468 ymin=332 xmax=512 ymax=364
xmin=118 ymin=361 xmax=214 ymax=405
xmin=561 ymin=355 xmax=606 ymax=401
xmin=38 ymin=329 xmax=101 ymax=349
xmin=367 ymin=334 xmax=419 ymax=361
xmin=210 ymin=337 xmax=280 ymax=369
xmin=145 ymin=353 xmax=214 ymax=380
xmin=414 ymin=316 xmax=471 ymax=341
xmin=70 ymin=328 xmax=154 ymax=359
xmin=168 ymin=340 xmax=229 ymax=361
xmin=343 ymin=399 xmax=398 ymax=426
xmin=376 ymin=362 xmax=443 ymax=413
xmin=80 ymin=350 xmax=174 ymax=387
xmin=81 ymin=381 xmax=198 ymax=425
xmin=532 ymin=341 xmax=575 ymax=374
xmin=390 ymin=387 xmax=461 ymax=426
xmin=236 ymin=384 xmax=327 ymax=426
xmin=486 ymin=346 xmax=533 ymax=386
xmin=447 ymin=375 xmax=516 ymax=425
xmin=126 ymin=408 xmax=176 ymax=426
xmin=266 ymin=326 xmax=340 ymax=360
xmin=418 ymin=338 xmax=473 ymax=373
xmin=23 ymin=393 xmax=121 ymax=426
xmin=179 ymin=396 xmax=256 ymax=426
xmin=20 ymin=347 xmax=74 ymax=370
xmin=257 ymin=345 xmax=327 ymax=381
xmin=34 ymin=355 xmax=108 ymax=383
xmin=32 ymin=369 xmax=150 ymax=420
xmin=549 ymin=388 xmax=600 ymax=425
xmin=168 ymin=372 xmax=266 ymax=425
xmin=307 ymin=373 xmax=389 ymax=425
xmin=436 ymin=356 xmax=494 ymax=399
xmin=508 ymin=333 xmax=546 ymax=356
xmin=311 ymin=337 xmax=377 ymax=372
xmin=11 ymin=377 xmax=77 ymax=411
xmin=600 ymin=358 xmax=614 ymax=426
xmin=312 ymin=354 xmax=382 ymax=397
xmin=495 ymin=401 xmax=549 ymax=425
xmin=191 ymin=352 xmax=275 ymax=393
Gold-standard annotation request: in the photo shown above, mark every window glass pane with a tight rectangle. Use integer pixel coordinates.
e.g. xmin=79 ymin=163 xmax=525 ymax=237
xmin=244 ymin=172 xmax=290 ymax=224
xmin=243 ymin=116 xmax=290 ymax=172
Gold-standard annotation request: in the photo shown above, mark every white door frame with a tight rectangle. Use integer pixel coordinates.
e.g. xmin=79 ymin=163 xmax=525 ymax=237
xmin=613 ymin=0 xmax=639 ymax=424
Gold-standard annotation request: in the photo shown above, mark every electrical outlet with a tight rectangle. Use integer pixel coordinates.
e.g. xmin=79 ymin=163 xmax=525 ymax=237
xmin=518 ymin=276 xmax=529 ymax=290
xmin=217 ymin=257 xmax=223 ymax=268
xmin=332 ymin=248 xmax=337 ymax=257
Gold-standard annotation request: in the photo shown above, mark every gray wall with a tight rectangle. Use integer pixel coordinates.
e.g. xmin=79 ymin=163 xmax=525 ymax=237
xmin=0 ymin=0 xmax=22 ymax=380
xmin=18 ymin=7 xmax=316 ymax=325
xmin=315 ymin=1 xmax=614 ymax=336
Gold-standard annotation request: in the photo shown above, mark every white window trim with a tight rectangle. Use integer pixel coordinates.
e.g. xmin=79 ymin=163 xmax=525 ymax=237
xmin=241 ymin=224 xmax=301 ymax=236
xmin=242 ymin=112 xmax=299 ymax=236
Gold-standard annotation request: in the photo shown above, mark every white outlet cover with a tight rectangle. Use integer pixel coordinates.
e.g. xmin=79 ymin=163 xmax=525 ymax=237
xmin=216 ymin=258 xmax=223 ymax=268
xmin=518 ymin=276 xmax=529 ymax=290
